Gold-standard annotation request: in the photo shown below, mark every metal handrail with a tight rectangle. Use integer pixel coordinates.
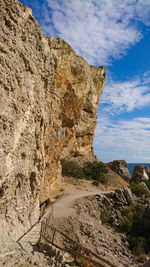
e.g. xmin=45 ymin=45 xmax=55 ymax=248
xmin=40 ymin=220 xmax=118 ymax=267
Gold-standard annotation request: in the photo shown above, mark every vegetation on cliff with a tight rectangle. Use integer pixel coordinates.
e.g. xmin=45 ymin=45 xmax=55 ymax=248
xmin=97 ymin=184 xmax=150 ymax=262
xmin=61 ymin=159 xmax=84 ymax=178
xmin=61 ymin=159 xmax=109 ymax=184
xmin=83 ymin=161 xmax=109 ymax=184
xmin=120 ymin=204 xmax=150 ymax=258
xmin=129 ymin=183 xmax=150 ymax=197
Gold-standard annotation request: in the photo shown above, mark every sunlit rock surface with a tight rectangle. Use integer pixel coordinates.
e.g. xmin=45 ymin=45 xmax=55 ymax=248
xmin=0 ymin=0 xmax=105 ymax=248
xmin=131 ymin=165 xmax=150 ymax=183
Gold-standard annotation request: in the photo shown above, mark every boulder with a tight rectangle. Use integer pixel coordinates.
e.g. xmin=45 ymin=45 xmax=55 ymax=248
xmin=114 ymin=187 xmax=134 ymax=206
xmin=122 ymin=187 xmax=134 ymax=205
xmin=107 ymin=160 xmax=131 ymax=182
xmin=114 ymin=188 xmax=128 ymax=206
xmin=131 ymin=165 xmax=150 ymax=183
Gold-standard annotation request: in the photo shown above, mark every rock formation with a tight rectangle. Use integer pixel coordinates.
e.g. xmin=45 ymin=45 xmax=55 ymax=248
xmin=41 ymin=37 xmax=105 ymax=203
xmin=0 ymin=0 xmax=105 ymax=248
xmin=131 ymin=165 xmax=150 ymax=183
xmin=107 ymin=160 xmax=131 ymax=182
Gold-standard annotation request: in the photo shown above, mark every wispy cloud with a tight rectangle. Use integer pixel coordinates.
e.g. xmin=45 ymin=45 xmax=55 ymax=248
xmin=94 ymin=72 xmax=150 ymax=162
xmin=94 ymin=115 xmax=150 ymax=162
xmin=40 ymin=0 xmax=150 ymax=65
xmin=135 ymin=0 xmax=150 ymax=26
xmin=101 ymin=73 xmax=150 ymax=113
xmin=143 ymin=70 xmax=150 ymax=84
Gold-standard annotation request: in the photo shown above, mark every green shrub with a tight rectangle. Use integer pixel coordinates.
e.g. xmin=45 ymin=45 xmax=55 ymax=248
xmin=145 ymin=180 xmax=150 ymax=190
xmin=61 ymin=159 xmax=84 ymax=178
xmin=122 ymin=205 xmax=144 ymax=220
xmin=129 ymin=183 xmax=150 ymax=197
xmin=100 ymin=210 xmax=109 ymax=224
xmin=120 ymin=217 xmax=133 ymax=233
xmin=83 ymin=161 xmax=109 ymax=184
xmin=120 ymin=205 xmax=145 ymax=233
xmin=119 ymin=205 xmax=150 ymax=256
xmin=61 ymin=159 xmax=109 ymax=184
xmin=128 ymin=236 xmax=148 ymax=256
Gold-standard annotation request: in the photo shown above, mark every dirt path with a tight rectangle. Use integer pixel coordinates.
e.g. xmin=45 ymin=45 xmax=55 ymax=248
xmin=44 ymin=177 xmax=113 ymax=219
xmin=50 ymin=191 xmax=100 ymax=218
xmin=46 ymin=189 xmax=110 ymax=219
xmin=18 ymin=178 xmax=113 ymax=252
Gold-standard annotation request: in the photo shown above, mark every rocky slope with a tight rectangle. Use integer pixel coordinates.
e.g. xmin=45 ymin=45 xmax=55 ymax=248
xmin=49 ymin=191 xmax=137 ymax=267
xmin=48 ymin=184 xmax=150 ymax=266
xmin=0 ymin=0 xmax=105 ymax=249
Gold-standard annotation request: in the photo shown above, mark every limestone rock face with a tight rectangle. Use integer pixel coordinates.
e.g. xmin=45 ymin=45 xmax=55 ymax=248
xmin=41 ymin=38 xmax=105 ymax=202
xmin=48 ymin=37 xmax=105 ymax=162
xmin=0 ymin=0 xmax=54 ymax=248
xmin=131 ymin=165 xmax=150 ymax=183
xmin=107 ymin=160 xmax=131 ymax=182
xmin=0 ymin=0 xmax=105 ymax=248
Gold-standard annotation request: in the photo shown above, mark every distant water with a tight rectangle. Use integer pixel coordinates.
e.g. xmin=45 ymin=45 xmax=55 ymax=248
xmin=127 ymin=163 xmax=150 ymax=176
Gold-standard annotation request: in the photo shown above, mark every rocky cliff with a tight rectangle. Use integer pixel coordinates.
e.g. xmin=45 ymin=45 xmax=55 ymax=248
xmin=107 ymin=160 xmax=131 ymax=183
xmin=0 ymin=0 xmax=105 ymax=249
xmin=131 ymin=165 xmax=150 ymax=183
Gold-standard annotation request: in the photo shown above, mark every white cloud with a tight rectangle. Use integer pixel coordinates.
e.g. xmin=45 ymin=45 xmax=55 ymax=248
xmin=101 ymin=74 xmax=150 ymax=113
xmin=94 ymin=115 xmax=150 ymax=163
xmin=42 ymin=0 xmax=150 ymax=65
xmin=136 ymin=0 xmax=150 ymax=26
xmin=94 ymin=72 xmax=150 ymax=163
xmin=143 ymin=70 xmax=150 ymax=84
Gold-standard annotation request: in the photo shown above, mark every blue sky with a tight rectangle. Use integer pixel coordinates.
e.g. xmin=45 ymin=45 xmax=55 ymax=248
xmin=20 ymin=0 xmax=150 ymax=163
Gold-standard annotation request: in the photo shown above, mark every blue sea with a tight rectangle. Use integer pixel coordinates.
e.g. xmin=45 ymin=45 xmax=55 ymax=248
xmin=127 ymin=163 xmax=150 ymax=176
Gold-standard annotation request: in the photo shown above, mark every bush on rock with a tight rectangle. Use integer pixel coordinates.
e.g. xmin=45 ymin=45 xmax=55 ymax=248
xmin=83 ymin=161 xmax=109 ymax=184
xmin=61 ymin=159 xmax=84 ymax=178
xmin=129 ymin=183 xmax=150 ymax=197
xmin=61 ymin=159 xmax=109 ymax=184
